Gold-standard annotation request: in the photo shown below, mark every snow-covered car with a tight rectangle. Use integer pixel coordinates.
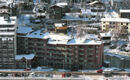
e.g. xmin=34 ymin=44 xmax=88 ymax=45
xmin=103 ymin=68 xmax=120 ymax=73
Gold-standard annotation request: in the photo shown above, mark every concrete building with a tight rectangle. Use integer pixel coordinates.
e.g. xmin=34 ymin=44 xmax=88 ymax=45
xmin=0 ymin=16 xmax=17 ymax=68
xmin=17 ymin=27 xmax=104 ymax=69
xmin=104 ymin=53 xmax=130 ymax=69
xmin=101 ymin=18 xmax=130 ymax=34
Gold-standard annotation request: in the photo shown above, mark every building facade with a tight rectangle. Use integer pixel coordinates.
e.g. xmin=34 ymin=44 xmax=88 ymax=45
xmin=101 ymin=18 xmax=130 ymax=34
xmin=0 ymin=16 xmax=17 ymax=68
xmin=17 ymin=30 xmax=104 ymax=69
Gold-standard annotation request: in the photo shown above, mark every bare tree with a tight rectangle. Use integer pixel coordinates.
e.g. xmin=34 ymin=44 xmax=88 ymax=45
xmin=111 ymin=23 xmax=122 ymax=42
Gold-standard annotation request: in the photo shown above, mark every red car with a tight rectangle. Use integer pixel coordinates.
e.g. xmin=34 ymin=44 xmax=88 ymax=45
xmin=97 ymin=69 xmax=103 ymax=73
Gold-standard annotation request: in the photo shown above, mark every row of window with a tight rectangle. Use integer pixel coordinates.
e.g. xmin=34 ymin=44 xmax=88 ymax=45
xmin=0 ymin=25 xmax=14 ymax=28
xmin=103 ymin=22 xmax=129 ymax=25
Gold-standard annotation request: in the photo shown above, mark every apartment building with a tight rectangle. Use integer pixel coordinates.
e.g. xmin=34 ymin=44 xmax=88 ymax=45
xmin=101 ymin=18 xmax=130 ymax=34
xmin=17 ymin=28 xmax=104 ymax=69
xmin=0 ymin=16 xmax=17 ymax=68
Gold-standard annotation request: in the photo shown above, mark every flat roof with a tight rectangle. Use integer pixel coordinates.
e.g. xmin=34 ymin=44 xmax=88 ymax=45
xmin=25 ymin=29 xmax=102 ymax=45
xmin=26 ymin=30 xmax=49 ymax=39
xmin=100 ymin=32 xmax=111 ymax=37
xmin=101 ymin=18 xmax=130 ymax=23
xmin=120 ymin=9 xmax=130 ymax=13
xmin=68 ymin=39 xmax=102 ymax=45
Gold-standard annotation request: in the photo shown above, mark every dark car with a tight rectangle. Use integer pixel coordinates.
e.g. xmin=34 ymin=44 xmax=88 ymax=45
xmin=104 ymin=72 xmax=112 ymax=77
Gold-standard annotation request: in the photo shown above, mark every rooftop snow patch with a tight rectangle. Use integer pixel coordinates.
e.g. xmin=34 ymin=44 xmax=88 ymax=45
xmin=68 ymin=39 xmax=102 ymax=45
xmin=17 ymin=26 xmax=33 ymax=34
xmin=26 ymin=30 xmax=49 ymax=39
xmin=54 ymin=23 xmax=65 ymax=27
xmin=48 ymin=33 xmax=71 ymax=44
xmin=89 ymin=1 xmax=99 ymax=5
xmin=120 ymin=9 xmax=130 ymax=13
xmin=101 ymin=18 xmax=130 ymax=22
xmin=100 ymin=32 xmax=111 ymax=37
xmin=56 ymin=3 xmax=68 ymax=7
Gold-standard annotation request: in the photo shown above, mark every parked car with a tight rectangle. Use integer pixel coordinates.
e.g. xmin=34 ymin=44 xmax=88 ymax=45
xmin=97 ymin=69 xmax=103 ymax=73
xmin=24 ymin=68 xmax=31 ymax=71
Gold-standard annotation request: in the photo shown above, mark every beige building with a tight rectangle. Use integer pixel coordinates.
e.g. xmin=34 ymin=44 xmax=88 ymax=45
xmin=101 ymin=18 xmax=130 ymax=34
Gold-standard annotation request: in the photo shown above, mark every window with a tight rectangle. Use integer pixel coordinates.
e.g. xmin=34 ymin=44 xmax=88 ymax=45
xmin=113 ymin=22 xmax=115 ymax=24
xmin=110 ymin=22 xmax=112 ymax=24
xmin=88 ymin=55 xmax=92 ymax=57
xmin=88 ymin=60 xmax=92 ymax=62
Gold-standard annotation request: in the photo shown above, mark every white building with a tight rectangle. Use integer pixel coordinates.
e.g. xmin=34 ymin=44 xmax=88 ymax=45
xmin=0 ymin=16 xmax=17 ymax=68
xmin=101 ymin=18 xmax=130 ymax=33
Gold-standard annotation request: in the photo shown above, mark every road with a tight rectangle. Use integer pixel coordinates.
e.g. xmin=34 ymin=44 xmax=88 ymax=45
xmin=0 ymin=75 xmax=129 ymax=80
xmin=0 ymin=71 xmax=130 ymax=80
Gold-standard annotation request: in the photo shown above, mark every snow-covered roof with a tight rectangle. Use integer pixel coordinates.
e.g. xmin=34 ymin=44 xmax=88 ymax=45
xmin=26 ymin=30 xmax=49 ymax=39
xmin=120 ymin=9 xmax=130 ymax=13
xmin=48 ymin=33 xmax=71 ymax=44
xmin=104 ymin=11 xmax=119 ymax=18
xmin=56 ymin=2 xmax=68 ymax=7
xmin=24 ymin=28 xmax=102 ymax=45
xmin=101 ymin=18 xmax=130 ymax=22
xmin=54 ymin=23 xmax=65 ymax=27
xmin=15 ymin=54 xmax=35 ymax=60
xmin=68 ymin=39 xmax=102 ymax=45
xmin=89 ymin=1 xmax=99 ymax=5
xmin=100 ymin=32 xmax=111 ymax=37
xmin=17 ymin=26 xmax=33 ymax=34
xmin=47 ymin=32 xmax=101 ymax=45
xmin=0 ymin=16 xmax=16 ymax=25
